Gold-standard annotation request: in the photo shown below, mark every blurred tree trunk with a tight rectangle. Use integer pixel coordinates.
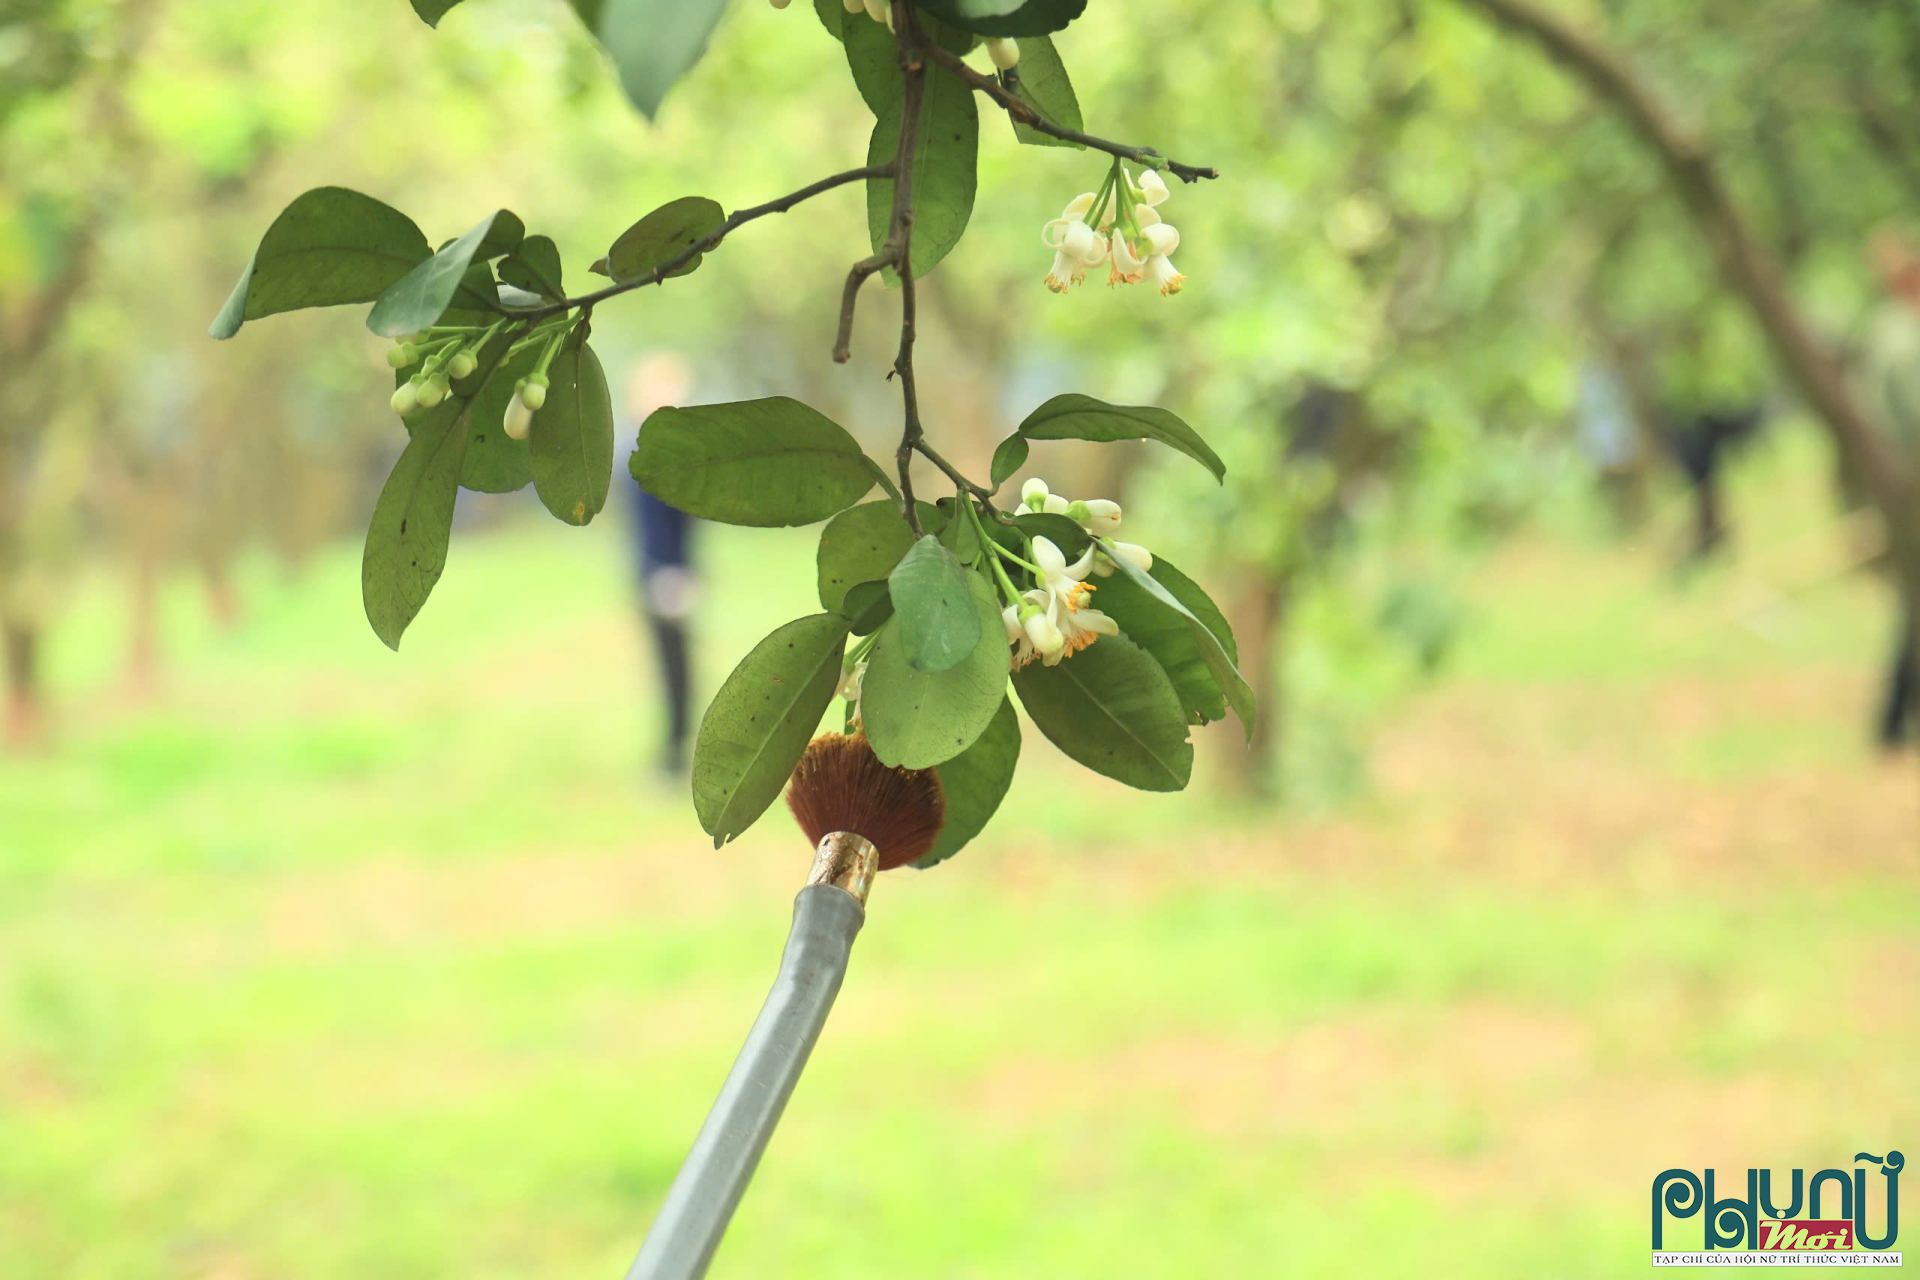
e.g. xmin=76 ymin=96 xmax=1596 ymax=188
xmin=1463 ymin=0 xmax=1920 ymax=681
xmin=3 ymin=620 xmax=41 ymax=747
xmin=1222 ymin=569 xmax=1289 ymax=798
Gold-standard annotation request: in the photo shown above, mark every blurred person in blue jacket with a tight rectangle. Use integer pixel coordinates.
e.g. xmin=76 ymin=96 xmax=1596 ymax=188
xmin=624 ymin=353 xmax=700 ymax=778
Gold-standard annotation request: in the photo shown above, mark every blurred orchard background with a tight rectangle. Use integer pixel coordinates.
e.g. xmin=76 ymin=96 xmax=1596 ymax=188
xmin=4 ymin=0 xmax=1918 ymax=1276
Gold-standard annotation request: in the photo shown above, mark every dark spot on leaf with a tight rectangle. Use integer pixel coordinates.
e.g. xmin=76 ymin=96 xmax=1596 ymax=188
xmin=400 ymin=519 xmax=408 ymax=534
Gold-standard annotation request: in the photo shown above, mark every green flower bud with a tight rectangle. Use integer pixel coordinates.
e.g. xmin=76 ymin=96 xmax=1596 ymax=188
xmin=519 ymin=378 xmax=547 ymax=411
xmin=1064 ymin=500 xmax=1092 ymax=524
xmin=390 ymin=381 xmax=419 ymax=415
xmin=447 ymin=349 xmax=478 ymax=379
xmin=386 ymin=342 xmax=418 ymax=369
xmin=415 ymin=375 xmax=449 ymax=409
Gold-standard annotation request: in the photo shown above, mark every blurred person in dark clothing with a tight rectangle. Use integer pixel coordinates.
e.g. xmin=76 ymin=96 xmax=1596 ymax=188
xmin=625 ymin=353 xmax=700 ymax=777
xmin=1661 ymin=403 xmax=1766 ymax=563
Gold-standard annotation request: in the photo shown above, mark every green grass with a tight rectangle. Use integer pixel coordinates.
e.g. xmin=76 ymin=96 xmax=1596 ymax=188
xmin=4 ymin=435 xmax=1916 ymax=1277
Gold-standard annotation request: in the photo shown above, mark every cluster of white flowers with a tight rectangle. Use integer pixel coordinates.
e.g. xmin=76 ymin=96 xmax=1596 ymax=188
xmin=1001 ymin=477 xmax=1154 ymax=667
xmin=1042 ymin=167 xmax=1184 ymax=296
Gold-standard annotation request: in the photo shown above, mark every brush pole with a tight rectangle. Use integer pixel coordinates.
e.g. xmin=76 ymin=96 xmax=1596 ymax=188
xmin=624 ymin=836 xmax=876 ymax=1280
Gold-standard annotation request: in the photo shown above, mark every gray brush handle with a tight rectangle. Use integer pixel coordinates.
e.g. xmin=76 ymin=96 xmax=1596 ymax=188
xmin=623 ymin=882 xmax=867 ymax=1280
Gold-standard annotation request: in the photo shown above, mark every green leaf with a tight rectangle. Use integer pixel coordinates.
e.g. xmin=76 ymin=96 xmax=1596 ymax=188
xmin=839 ymin=580 xmax=894 ymax=635
xmin=1011 ymin=511 xmax=1090 ymax=558
xmin=1151 ymin=558 xmax=1239 ymax=665
xmin=915 ymin=0 xmax=1085 ymax=36
xmin=606 ymin=196 xmax=724 ymax=282
xmin=367 ymin=210 xmax=520 ymax=338
xmin=631 ymin=397 xmax=876 ymax=527
xmin=861 ymin=572 xmax=1007 ymax=769
xmin=989 ymin=434 xmax=1029 ymax=488
xmin=841 ymin=7 xmax=901 ymax=116
xmin=1104 ymin=552 xmax=1255 ymax=741
xmin=1016 ymin=394 xmax=1226 ymax=483
xmin=692 ymin=613 xmax=851 ymax=846
xmin=937 ymin=501 xmax=982 ymax=565
xmin=816 ymin=499 xmax=944 ymax=612
xmin=529 ymin=334 xmax=614 ymax=526
xmin=1009 ymin=37 xmax=1082 ymax=147
xmin=408 ymin=0 xmax=466 ymax=25
xmin=209 ymin=187 xmax=429 ymax=339
xmin=498 ymin=234 xmax=564 ymax=301
xmin=918 ymin=694 xmax=1020 ymax=869
xmin=865 ymin=59 xmax=978 ymax=281
xmin=361 ymin=379 xmax=481 ymax=650
xmin=585 ymin=0 xmax=730 ymax=120
xmin=812 ymin=0 xmax=845 ymax=41
xmin=888 ymin=536 xmax=981 ymax=674
xmin=1011 ymin=634 xmax=1193 ymax=790
xmin=1087 ymin=569 xmax=1225 ymax=726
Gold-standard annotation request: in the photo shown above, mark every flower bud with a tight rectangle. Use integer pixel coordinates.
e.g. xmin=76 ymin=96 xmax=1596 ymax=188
xmin=1021 ymin=477 xmax=1050 ymax=510
xmin=986 ymin=38 xmax=1020 ymax=71
xmin=1081 ymin=498 xmax=1122 ymax=536
xmin=1064 ymin=500 xmax=1092 ymax=524
xmin=769 ymin=0 xmax=792 ymax=7
xmin=390 ymin=381 xmax=419 ymax=415
xmin=503 ymin=392 xmax=534 ymax=441
xmin=386 ymin=342 xmax=418 ymax=369
xmin=447 ymin=349 xmax=478 ymax=379
xmin=1137 ymin=168 xmax=1171 ymax=207
xmin=1107 ymin=540 xmax=1153 ymax=573
xmin=405 ymin=331 xmax=433 ymax=346
xmin=415 ymin=375 xmax=448 ymax=409
xmin=1042 ymin=493 xmax=1070 ymax=516
xmin=519 ymin=376 xmax=548 ymax=411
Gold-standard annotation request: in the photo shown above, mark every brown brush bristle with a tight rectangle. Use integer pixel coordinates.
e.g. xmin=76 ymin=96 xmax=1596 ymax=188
xmin=786 ymin=734 xmax=946 ymax=870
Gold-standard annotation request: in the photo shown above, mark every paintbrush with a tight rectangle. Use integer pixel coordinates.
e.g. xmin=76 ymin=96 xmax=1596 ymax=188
xmin=622 ymin=733 xmax=945 ymax=1280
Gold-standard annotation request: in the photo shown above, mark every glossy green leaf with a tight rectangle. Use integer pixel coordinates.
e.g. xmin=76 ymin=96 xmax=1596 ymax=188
xmin=529 ymin=334 xmax=614 ymax=525
xmin=888 ymin=536 xmax=981 ymax=674
xmin=915 ymin=0 xmax=1085 ymax=36
xmin=1151 ymin=558 xmax=1240 ymax=665
xmin=498 ymin=235 xmax=564 ymax=301
xmin=367 ymin=210 xmax=519 ymax=338
xmin=1011 ymin=633 xmax=1193 ymax=790
xmin=1017 ymin=393 xmax=1226 ymax=483
xmin=938 ymin=501 xmax=982 ymax=565
xmin=408 ymin=0 xmax=466 ymax=25
xmin=1087 ymin=568 xmax=1225 ymax=726
xmin=1009 ymin=36 xmax=1083 ymax=147
xmin=812 ymin=0 xmax=845 ymax=41
xmin=918 ymin=694 xmax=1020 ymax=869
xmin=841 ymin=7 xmax=900 ymax=116
xmin=209 ymin=187 xmax=429 ymax=339
xmin=839 ymin=580 xmax=893 ymax=635
xmin=631 ymin=397 xmax=876 ymax=526
xmin=580 ymin=0 xmax=729 ymax=120
xmin=361 ymin=381 xmax=478 ymax=650
xmin=1011 ymin=511 xmax=1090 ymax=558
xmin=1104 ymin=552 xmax=1255 ymax=741
xmin=866 ymin=57 xmax=978 ymax=281
xmin=605 ymin=196 xmax=724 ymax=282
xmin=692 ymin=613 xmax=851 ymax=846
xmin=816 ymin=500 xmax=944 ymax=613
xmin=861 ymin=572 xmax=1007 ymax=769
xmin=989 ymin=434 xmax=1029 ymax=488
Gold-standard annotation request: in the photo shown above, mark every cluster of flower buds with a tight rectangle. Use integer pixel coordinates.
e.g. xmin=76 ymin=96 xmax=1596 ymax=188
xmin=387 ymin=329 xmax=484 ymax=416
xmin=838 ymin=0 xmax=893 ymax=28
xmin=1018 ymin=477 xmax=1153 ymax=577
xmin=502 ymin=373 xmax=548 ymax=441
xmin=1042 ymin=166 xmax=1184 ymax=296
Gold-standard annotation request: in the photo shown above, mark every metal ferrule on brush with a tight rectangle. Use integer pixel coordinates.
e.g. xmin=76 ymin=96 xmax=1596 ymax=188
xmin=806 ymin=831 xmax=878 ymax=906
